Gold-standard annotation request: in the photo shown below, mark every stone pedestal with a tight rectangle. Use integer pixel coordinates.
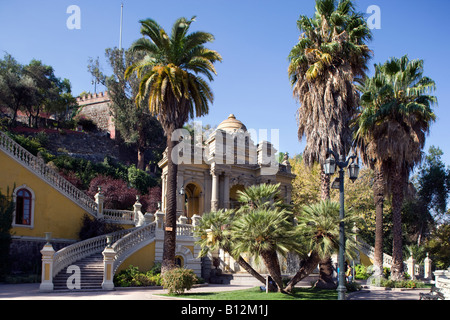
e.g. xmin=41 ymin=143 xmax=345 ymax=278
xmin=39 ymin=240 xmax=55 ymax=292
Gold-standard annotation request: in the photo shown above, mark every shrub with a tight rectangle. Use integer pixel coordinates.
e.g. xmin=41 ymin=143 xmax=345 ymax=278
xmin=87 ymin=175 xmax=137 ymax=210
xmin=114 ymin=265 xmax=162 ymax=287
xmin=354 ymin=264 xmax=372 ymax=280
xmin=161 ymin=268 xmax=198 ymax=295
xmin=127 ymin=165 xmax=157 ymax=195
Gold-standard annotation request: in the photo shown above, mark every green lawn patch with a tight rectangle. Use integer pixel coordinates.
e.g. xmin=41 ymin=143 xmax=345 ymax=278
xmin=161 ymin=286 xmax=338 ymax=300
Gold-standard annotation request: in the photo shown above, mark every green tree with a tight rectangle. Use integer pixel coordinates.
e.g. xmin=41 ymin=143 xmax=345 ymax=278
xmin=424 ymin=223 xmax=450 ymax=269
xmin=88 ymin=48 xmax=166 ymax=170
xmin=354 ymin=55 xmax=437 ymax=280
xmin=125 ymin=16 xmax=222 ymax=273
xmin=0 ymin=53 xmax=38 ymax=126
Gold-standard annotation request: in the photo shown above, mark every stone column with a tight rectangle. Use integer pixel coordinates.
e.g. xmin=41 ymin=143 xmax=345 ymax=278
xmin=176 ymin=171 xmax=185 ymax=218
xmin=223 ymin=173 xmax=230 ymax=210
xmin=39 ymin=232 xmax=55 ymax=292
xmin=102 ymin=236 xmax=115 ymax=290
xmin=210 ymin=165 xmax=219 ymax=211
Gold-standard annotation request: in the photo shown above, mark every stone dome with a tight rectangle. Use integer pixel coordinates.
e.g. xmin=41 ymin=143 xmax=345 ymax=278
xmin=216 ymin=114 xmax=247 ymax=133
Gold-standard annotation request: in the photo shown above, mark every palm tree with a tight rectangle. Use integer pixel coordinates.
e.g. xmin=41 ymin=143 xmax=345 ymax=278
xmin=194 ymin=210 xmax=270 ymax=289
xmin=288 ymin=0 xmax=372 ymax=199
xmin=231 ymin=208 xmax=300 ymax=292
xmin=125 ymin=16 xmax=222 ymax=273
xmin=353 ymin=55 xmax=437 ymax=280
xmin=288 ymin=0 xmax=371 ymax=287
xmin=285 ymin=200 xmax=360 ymax=292
xmin=236 ymin=183 xmax=286 ymax=211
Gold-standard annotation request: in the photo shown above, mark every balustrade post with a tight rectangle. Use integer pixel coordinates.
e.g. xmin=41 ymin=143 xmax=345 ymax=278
xmin=144 ymin=212 xmax=154 ymax=225
xmin=406 ymin=256 xmax=416 ymax=280
xmin=133 ymin=196 xmax=145 ymax=227
xmin=102 ymin=236 xmax=115 ymax=290
xmin=94 ymin=187 xmax=105 ymax=218
xmin=178 ymin=215 xmax=188 ymax=224
xmin=191 ymin=214 xmax=201 ymax=228
xmin=39 ymin=232 xmax=55 ymax=291
xmin=424 ymin=253 xmax=432 ymax=280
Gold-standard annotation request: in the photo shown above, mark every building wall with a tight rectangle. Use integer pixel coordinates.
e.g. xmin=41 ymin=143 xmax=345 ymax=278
xmin=0 ymin=150 xmax=90 ymax=241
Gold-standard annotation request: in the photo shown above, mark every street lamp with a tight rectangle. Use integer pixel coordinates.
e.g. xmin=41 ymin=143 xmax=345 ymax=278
xmin=323 ymin=149 xmax=359 ymax=301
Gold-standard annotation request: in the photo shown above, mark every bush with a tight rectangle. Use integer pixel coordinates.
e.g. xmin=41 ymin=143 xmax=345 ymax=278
xmin=87 ymin=175 xmax=137 ymax=210
xmin=355 ymin=264 xmax=373 ymax=280
xmin=161 ymin=268 xmax=198 ymax=295
xmin=127 ymin=165 xmax=157 ymax=195
xmin=114 ymin=265 xmax=162 ymax=287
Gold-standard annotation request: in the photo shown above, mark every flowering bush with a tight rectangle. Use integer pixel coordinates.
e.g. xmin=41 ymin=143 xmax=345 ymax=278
xmin=87 ymin=175 xmax=137 ymax=210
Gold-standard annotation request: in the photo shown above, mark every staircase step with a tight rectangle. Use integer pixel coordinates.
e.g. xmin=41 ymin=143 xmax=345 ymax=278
xmin=53 ymin=252 xmax=105 ymax=290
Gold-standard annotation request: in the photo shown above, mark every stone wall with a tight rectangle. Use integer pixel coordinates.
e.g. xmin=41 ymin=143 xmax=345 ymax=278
xmin=76 ymin=92 xmax=116 ymax=139
xmin=9 ymin=237 xmax=75 ymax=275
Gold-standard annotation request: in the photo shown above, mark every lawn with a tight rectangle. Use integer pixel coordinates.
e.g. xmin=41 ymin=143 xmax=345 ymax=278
xmin=161 ymin=286 xmax=338 ymax=300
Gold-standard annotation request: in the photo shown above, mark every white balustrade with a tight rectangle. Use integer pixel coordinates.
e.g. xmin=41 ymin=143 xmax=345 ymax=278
xmin=52 ymin=228 xmax=134 ymax=277
xmin=111 ymin=221 xmax=157 ymax=272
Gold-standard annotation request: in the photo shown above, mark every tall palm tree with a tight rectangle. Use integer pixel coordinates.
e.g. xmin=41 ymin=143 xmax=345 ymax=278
xmin=285 ymin=200 xmax=360 ymax=292
xmin=288 ymin=0 xmax=372 ymax=199
xmin=125 ymin=16 xmax=222 ymax=273
xmin=288 ymin=0 xmax=372 ymax=287
xmin=353 ymin=55 xmax=437 ymax=280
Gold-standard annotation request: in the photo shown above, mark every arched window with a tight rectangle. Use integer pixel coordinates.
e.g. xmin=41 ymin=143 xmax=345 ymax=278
xmin=13 ymin=186 xmax=35 ymax=227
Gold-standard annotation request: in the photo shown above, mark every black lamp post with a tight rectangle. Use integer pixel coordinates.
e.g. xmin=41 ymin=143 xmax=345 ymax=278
xmin=323 ymin=149 xmax=359 ymax=301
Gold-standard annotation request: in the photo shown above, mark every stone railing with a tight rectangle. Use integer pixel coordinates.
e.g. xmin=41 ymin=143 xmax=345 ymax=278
xmin=358 ymin=238 xmax=393 ymax=267
xmin=52 ymin=228 xmax=134 ymax=277
xmin=434 ymin=269 xmax=450 ymax=299
xmin=110 ymin=222 xmax=157 ymax=273
xmin=0 ymin=131 xmax=97 ymax=215
xmin=357 ymin=237 xmax=431 ymax=280
xmin=103 ymin=209 xmax=134 ymax=224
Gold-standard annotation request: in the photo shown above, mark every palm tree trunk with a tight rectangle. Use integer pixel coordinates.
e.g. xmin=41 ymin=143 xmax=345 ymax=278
xmin=285 ymin=250 xmax=321 ymax=292
xmin=260 ymin=250 xmax=284 ymax=292
xmin=161 ymin=132 xmax=178 ymax=274
xmin=390 ymin=167 xmax=405 ymax=280
xmin=318 ymin=169 xmax=336 ymax=288
xmin=373 ymin=167 xmax=385 ymax=276
xmin=314 ymin=257 xmax=337 ymax=289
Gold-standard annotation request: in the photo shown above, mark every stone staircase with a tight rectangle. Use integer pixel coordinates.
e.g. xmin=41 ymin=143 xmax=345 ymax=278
xmin=53 ymin=253 xmax=104 ymax=290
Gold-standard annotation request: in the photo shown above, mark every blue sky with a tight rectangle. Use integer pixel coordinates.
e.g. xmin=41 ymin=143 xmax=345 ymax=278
xmin=1 ymin=0 xmax=449 ymax=167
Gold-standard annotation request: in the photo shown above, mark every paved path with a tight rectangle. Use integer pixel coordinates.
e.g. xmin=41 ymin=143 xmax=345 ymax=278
xmin=0 ymin=283 xmax=431 ymax=300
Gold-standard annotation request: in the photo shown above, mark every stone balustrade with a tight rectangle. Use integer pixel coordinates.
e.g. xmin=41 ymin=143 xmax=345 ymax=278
xmin=434 ymin=269 xmax=450 ymax=300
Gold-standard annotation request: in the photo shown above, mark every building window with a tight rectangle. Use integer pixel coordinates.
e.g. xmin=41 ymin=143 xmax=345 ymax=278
xmin=13 ymin=186 xmax=35 ymax=227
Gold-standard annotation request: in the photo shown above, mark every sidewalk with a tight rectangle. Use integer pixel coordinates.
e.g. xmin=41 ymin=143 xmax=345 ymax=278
xmin=0 ymin=282 xmax=431 ymax=300
xmin=0 ymin=283 xmax=256 ymax=300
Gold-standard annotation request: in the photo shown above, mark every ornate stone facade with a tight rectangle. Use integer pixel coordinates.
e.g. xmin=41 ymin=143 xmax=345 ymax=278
xmin=158 ymin=114 xmax=295 ymax=220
